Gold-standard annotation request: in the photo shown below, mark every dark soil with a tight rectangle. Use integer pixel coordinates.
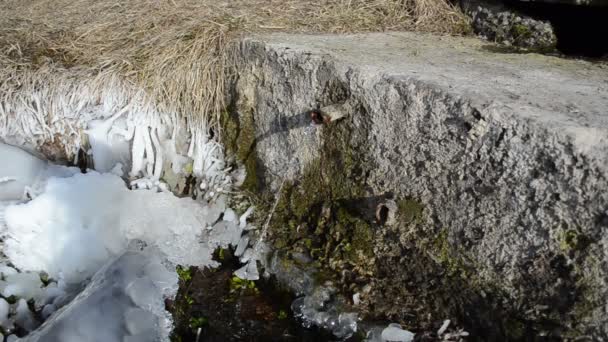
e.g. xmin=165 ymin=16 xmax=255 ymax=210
xmin=167 ymin=249 xmax=349 ymax=342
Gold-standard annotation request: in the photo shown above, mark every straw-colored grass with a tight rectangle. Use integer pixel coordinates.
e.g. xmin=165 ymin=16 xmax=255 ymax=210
xmin=0 ymin=0 xmax=468 ymax=153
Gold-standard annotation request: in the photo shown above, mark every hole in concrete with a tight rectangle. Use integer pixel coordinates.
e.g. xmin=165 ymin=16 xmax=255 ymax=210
xmin=376 ymin=204 xmax=390 ymax=225
xmin=375 ymin=200 xmax=398 ymax=226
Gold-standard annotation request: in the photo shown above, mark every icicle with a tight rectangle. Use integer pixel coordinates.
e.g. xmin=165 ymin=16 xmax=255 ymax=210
xmin=142 ymin=126 xmax=155 ymax=177
xmin=192 ymin=132 xmax=204 ymax=178
xmin=239 ymin=207 xmax=254 ymax=229
xmin=234 ymin=260 xmax=259 ymax=281
xmin=130 ymin=126 xmax=146 ymax=177
xmin=150 ymin=128 xmax=163 ymax=180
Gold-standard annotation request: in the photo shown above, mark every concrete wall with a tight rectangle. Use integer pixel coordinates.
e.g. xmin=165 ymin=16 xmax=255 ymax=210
xmin=227 ymin=32 xmax=608 ymax=339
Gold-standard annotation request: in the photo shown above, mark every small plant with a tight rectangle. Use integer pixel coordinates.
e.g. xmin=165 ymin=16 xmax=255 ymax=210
xmin=184 ymin=294 xmax=194 ymax=306
xmin=189 ymin=316 xmax=208 ymax=329
xmin=277 ymin=310 xmax=288 ymax=320
xmin=176 ymin=266 xmax=192 ymax=282
xmin=229 ymin=276 xmax=258 ymax=293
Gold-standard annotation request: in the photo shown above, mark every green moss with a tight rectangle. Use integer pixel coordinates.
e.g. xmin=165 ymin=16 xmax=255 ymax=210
xmin=252 ymin=120 xmax=375 ymax=282
xmin=277 ymin=310 xmax=288 ymax=320
xmin=512 ymin=24 xmax=532 ymax=40
xmin=425 ymin=228 xmax=471 ymax=278
xmin=220 ymin=107 xmax=258 ymax=193
xmin=397 ymin=199 xmax=424 ymax=223
xmin=558 ymin=228 xmax=590 ymax=253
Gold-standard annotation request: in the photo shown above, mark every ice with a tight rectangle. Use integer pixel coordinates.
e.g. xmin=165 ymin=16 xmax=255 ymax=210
xmin=353 ymin=292 xmax=361 ymax=306
xmin=0 ymin=143 xmax=80 ymax=201
xmin=291 ymin=285 xmax=358 ymax=339
xmin=25 ymin=248 xmax=177 ymax=342
xmin=161 ymin=136 xmax=190 ymax=175
xmin=437 ymin=319 xmax=450 ymax=336
xmin=40 ymin=283 xmax=66 ymax=308
xmin=0 ymin=263 xmax=18 ymax=277
xmin=3 ymin=172 xmax=127 ymax=284
xmin=125 ymin=277 xmax=162 ymax=310
xmin=0 ymin=298 xmax=9 ymax=327
xmin=230 ymin=166 xmax=246 ymax=187
xmin=41 ymin=304 xmax=56 ymax=319
xmin=130 ymin=125 xmax=146 ymax=177
xmin=0 ymin=272 xmax=45 ymax=302
xmin=234 ymin=235 xmax=249 ymax=257
xmin=380 ymin=324 xmax=414 ymax=342
xmin=0 ymin=140 xmax=246 ymax=341
xmin=86 ymin=114 xmax=131 ymax=174
xmin=239 ymin=206 xmax=254 ymax=229
xmin=124 ymin=308 xmax=156 ymax=335
xmin=3 ymin=171 xmax=218 ymax=285
xmin=16 ymin=298 xmax=39 ymax=332
xmin=223 ymin=208 xmax=238 ymax=223
xmin=210 ymin=221 xmax=243 ymax=249
xmin=0 ymin=143 xmax=46 ymax=200
xmin=234 ymin=260 xmax=259 ymax=281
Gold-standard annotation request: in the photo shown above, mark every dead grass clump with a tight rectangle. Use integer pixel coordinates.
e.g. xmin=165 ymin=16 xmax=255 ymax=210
xmin=0 ymin=0 xmax=469 ymax=145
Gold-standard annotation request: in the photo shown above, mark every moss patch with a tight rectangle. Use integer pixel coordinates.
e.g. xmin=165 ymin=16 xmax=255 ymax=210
xmin=397 ymin=199 xmax=424 ymax=224
xmin=220 ymin=106 xmax=259 ymax=193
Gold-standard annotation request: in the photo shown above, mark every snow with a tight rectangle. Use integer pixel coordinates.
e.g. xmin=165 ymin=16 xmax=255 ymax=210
xmin=0 ymin=137 xmax=256 ymax=341
xmin=0 ymin=272 xmax=45 ymax=302
xmin=1 ymin=171 xmax=230 ymax=285
xmin=16 ymin=298 xmax=38 ymax=332
xmin=0 ymin=264 xmax=18 ymax=277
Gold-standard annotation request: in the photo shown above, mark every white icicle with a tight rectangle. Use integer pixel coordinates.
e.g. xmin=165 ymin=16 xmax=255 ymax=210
xmin=130 ymin=126 xmax=146 ymax=177
xmin=151 ymin=128 xmax=163 ymax=180
xmin=192 ymin=132 xmax=204 ymax=178
xmin=142 ymin=126 xmax=155 ymax=177
xmin=437 ymin=319 xmax=450 ymax=336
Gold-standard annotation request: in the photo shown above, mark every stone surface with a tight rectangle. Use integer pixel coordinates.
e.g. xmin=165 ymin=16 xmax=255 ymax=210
xmin=228 ymin=32 xmax=608 ymax=339
xmin=462 ymin=0 xmax=557 ymax=51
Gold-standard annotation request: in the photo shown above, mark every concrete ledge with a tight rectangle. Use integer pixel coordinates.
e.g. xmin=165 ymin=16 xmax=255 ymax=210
xmin=229 ymin=32 xmax=608 ymax=339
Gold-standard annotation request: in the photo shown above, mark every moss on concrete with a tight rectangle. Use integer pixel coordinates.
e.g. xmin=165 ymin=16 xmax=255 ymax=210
xmin=220 ymin=107 xmax=259 ymax=193
xmin=220 ymin=103 xmax=595 ymax=339
xmin=397 ymin=199 xmax=424 ymax=224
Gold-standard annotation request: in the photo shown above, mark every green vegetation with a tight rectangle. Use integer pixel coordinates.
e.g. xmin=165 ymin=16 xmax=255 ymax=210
xmin=188 ymin=316 xmax=208 ymax=330
xmin=176 ymin=265 xmax=192 ymax=283
xmin=397 ymin=199 xmax=424 ymax=223
xmin=229 ymin=276 xmax=259 ymax=294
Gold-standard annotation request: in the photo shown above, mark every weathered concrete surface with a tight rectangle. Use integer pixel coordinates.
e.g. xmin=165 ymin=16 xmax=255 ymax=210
xmin=227 ymin=32 xmax=608 ymax=339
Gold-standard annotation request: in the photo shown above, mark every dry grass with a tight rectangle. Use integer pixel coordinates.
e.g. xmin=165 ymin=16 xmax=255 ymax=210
xmin=0 ymin=0 xmax=468 ymax=150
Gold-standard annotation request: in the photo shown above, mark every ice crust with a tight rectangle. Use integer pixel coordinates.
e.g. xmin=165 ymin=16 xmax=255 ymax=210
xmin=0 ymin=142 xmax=250 ymax=341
